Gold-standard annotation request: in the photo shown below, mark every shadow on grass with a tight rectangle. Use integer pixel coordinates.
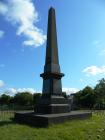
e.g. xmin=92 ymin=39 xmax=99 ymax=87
xmin=0 ymin=118 xmax=16 ymax=126
xmin=0 ymin=118 xmax=48 ymax=128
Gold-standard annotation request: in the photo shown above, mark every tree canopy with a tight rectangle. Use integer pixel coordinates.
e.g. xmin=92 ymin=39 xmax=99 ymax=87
xmin=0 ymin=78 xmax=105 ymax=110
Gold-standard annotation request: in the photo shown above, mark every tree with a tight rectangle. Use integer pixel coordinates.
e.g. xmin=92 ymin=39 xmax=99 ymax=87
xmin=94 ymin=78 xmax=105 ymax=109
xmin=75 ymin=86 xmax=95 ymax=108
xmin=33 ymin=93 xmax=41 ymax=104
xmin=14 ymin=92 xmax=33 ymax=106
xmin=81 ymin=86 xmax=95 ymax=108
xmin=0 ymin=94 xmax=11 ymax=105
xmin=62 ymin=92 xmax=68 ymax=98
xmin=75 ymin=90 xmax=82 ymax=107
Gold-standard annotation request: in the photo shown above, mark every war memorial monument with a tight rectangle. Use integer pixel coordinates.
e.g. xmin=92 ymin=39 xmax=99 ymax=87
xmin=15 ymin=7 xmax=92 ymax=126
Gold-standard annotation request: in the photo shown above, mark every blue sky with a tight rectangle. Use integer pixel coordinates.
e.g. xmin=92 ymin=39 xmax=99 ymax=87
xmin=0 ymin=0 xmax=105 ymax=95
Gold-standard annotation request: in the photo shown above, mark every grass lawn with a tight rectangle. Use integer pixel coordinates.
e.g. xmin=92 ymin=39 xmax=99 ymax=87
xmin=0 ymin=111 xmax=105 ymax=140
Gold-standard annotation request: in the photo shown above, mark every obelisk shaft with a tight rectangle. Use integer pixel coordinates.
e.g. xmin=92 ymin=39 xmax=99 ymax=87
xmin=40 ymin=7 xmax=64 ymax=95
xmin=45 ymin=7 xmax=59 ymax=66
xmin=44 ymin=7 xmax=60 ymax=73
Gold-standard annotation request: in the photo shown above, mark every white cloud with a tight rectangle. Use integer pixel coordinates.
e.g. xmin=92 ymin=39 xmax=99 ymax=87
xmin=17 ymin=88 xmax=36 ymax=94
xmin=7 ymin=87 xmax=37 ymax=95
xmin=83 ymin=65 xmax=105 ymax=76
xmin=6 ymin=87 xmax=78 ymax=95
xmin=0 ymin=0 xmax=46 ymax=47
xmin=0 ymin=30 xmax=5 ymax=38
xmin=0 ymin=2 xmax=7 ymax=14
xmin=62 ymin=87 xmax=79 ymax=95
xmin=7 ymin=88 xmax=17 ymax=94
xmin=0 ymin=80 xmax=5 ymax=88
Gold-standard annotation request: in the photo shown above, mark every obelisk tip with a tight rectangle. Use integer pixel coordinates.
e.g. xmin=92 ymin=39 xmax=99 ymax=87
xmin=49 ymin=7 xmax=55 ymax=12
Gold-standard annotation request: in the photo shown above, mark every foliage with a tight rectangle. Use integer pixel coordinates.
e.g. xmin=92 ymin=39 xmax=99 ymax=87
xmin=94 ymin=78 xmax=105 ymax=109
xmin=62 ymin=92 xmax=68 ymax=98
xmin=75 ymin=86 xmax=95 ymax=108
xmin=0 ymin=92 xmax=42 ymax=109
xmin=0 ymin=94 xmax=11 ymax=105
xmin=33 ymin=93 xmax=41 ymax=104
xmin=74 ymin=78 xmax=105 ymax=109
xmin=14 ymin=92 xmax=33 ymax=106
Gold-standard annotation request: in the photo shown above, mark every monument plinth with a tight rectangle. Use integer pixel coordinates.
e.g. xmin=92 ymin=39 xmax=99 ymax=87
xmin=14 ymin=7 xmax=92 ymax=126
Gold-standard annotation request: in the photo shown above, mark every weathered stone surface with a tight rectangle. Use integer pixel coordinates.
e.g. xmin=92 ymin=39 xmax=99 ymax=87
xmin=40 ymin=7 xmax=64 ymax=96
xmin=15 ymin=111 xmax=92 ymax=127
xmin=35 ymin=95 xmax=70 ymax=114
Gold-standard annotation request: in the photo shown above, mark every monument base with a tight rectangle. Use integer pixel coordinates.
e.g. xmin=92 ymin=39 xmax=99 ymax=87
xmin=14 ymin=111 xmax=92 ymax=127
xmin=35 ymin=95 xmax=70 ymax=114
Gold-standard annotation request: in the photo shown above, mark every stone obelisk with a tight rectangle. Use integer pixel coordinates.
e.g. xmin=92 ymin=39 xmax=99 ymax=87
xmin=15 ymin=7 xmax=92 ymax=126
xmin=36 ymin=7 xmax=69 ymax=114
xmin=40 ymin=7 xmax=64 ymax=95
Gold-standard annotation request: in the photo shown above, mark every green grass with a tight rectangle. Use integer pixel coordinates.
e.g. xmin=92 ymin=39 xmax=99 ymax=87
xmin=0 ymin=111 xmax=105 ymax=140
